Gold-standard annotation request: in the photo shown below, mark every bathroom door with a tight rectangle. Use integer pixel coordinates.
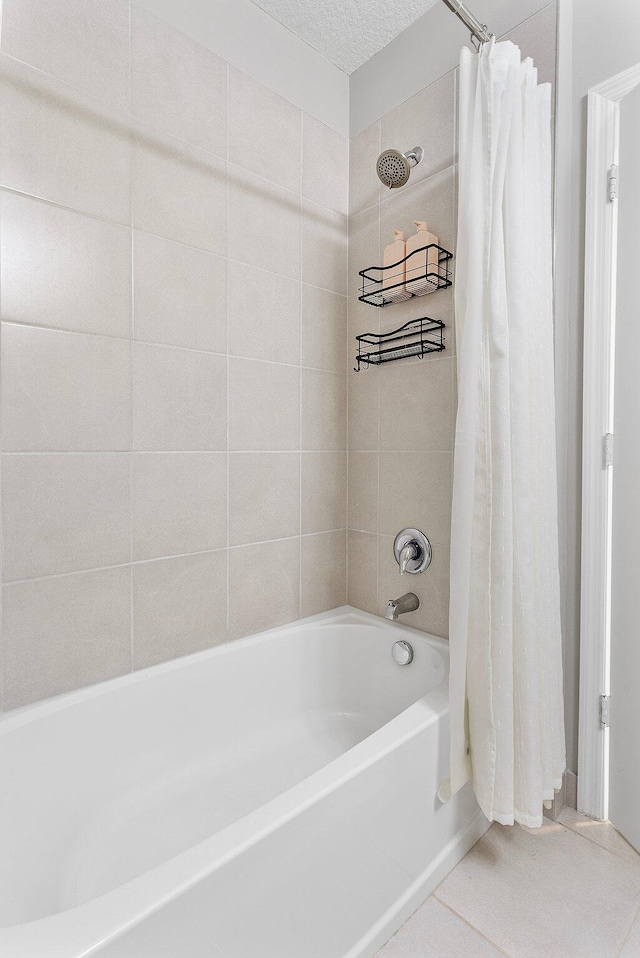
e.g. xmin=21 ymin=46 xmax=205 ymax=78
xmin=609 ymin=81 xmax=640 ymax=853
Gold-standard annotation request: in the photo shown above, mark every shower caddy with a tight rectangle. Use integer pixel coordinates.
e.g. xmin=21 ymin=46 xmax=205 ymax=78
xmin=354 ymin=243 xmax=452 ymax=371
xmin=354 ymin=317 xmax=445 ymax=372
xmin=358 ymin=243 xmax=453 ymax=307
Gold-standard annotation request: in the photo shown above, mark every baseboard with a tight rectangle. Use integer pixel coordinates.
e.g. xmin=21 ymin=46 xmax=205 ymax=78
xmin=565 ymin=770 xmax=578 ymax=809
xmin=544 ymin=769 xmax=578 ymax=821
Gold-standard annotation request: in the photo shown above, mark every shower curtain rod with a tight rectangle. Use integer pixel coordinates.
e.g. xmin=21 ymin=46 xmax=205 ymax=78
xmin=441 ymin=0 xmax=494 ymax=45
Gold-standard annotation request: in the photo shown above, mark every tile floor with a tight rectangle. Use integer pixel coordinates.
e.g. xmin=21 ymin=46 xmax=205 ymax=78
xmin=377 ymin=810 xmax=640 ymax=958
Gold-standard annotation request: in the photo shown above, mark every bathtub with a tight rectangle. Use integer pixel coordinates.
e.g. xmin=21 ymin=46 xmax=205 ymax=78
xmin=0 ymin=607 xmax=488 ymax=958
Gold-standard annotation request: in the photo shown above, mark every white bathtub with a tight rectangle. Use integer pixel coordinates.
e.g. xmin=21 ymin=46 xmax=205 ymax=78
xmin=0 ymin=607 xmax=487 ymax=957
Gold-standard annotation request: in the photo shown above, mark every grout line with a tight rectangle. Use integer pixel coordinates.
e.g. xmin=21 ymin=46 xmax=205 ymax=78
xmin=128 ymin=43 xmax=135 ymax=674
xmin=375 ymin=196 xmax=381 ymax=614
xmin=345 ymin=291 xmax=350 ymax=594
xmin=0 ymin=192 xmax=3 ymax=709
xmin=228 ymin=252 xmax=347 ymax=300
xmin=0 ymin=185 xmax=132 ymax=231
xmin=378 ymin=163 xmax=456 ymax=209
xmin=0 ymin=49 xmax=347 ymax=220
xmin=127 ymin=0 xmax=133 ymax=117
xmin=1 ymin=531 xmax=349 ymax=588
xmin=1 ymin=450 xmax=216 ymax=455
xmin=350 ymin=526 xmax=384 ymax=538
xmin=2 ymin=552 xmax=218 ymax=586
xmin=348 ymin=161 xmax=457 ymax=219
xmin=1 ymin=319 xmax=137 ymax=346
xmin=225 ymin=60 xmax=231 ymax=640
xmin=429 ymin=814 xmax=640 ymax=958
xmin=499 ymin=0 xmax=557 ymax=43
xmin=132 ymin=1 xmax=347 ymax=139
xmin=615 ymin=900 xmax=640 ymax=958
xmin=0 ymin=318 xmax=348 ymax=371
xmin=349 ymin=65 xmax=459 ymax=142
xmin=299 ymin=109 xmax=304 ymax=616
xmin=0 ymin=48 xmax=227 ymax=164
xmin=342 ymin=136 xmax=350 ymax=605
xmin=558 ymin=812 xmax=640 ymax=865
xmin=0 ymin=195 xmax=346 ymax=295
xmin=351 ymin=0 xmax=555 ymax=145
xmin=230 ymin=530 xmax=347 ymax=551
xmin=430 ymin=896 xmax=515 ymax=958
xmin=1 ymin=448 xmax=353 ymax=456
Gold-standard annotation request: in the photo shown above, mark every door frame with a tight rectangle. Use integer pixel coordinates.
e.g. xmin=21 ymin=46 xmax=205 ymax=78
xmin=579 ymin=62 xmax=640 ymax=820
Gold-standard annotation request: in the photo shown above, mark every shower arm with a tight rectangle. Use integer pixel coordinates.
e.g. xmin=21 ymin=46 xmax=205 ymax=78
xmin=441 ymin=0 xmax=494 ymax=47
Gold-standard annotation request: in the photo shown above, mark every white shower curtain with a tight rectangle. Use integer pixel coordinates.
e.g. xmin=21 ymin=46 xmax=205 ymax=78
xmin=446 ymin=40 xmax=565 ymax=827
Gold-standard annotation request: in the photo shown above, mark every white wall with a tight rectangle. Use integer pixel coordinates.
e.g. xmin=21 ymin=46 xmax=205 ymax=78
xmin=136 ymin=0 xmax=349 ymax=135
xmin=555 ymin=0 xmax=640 ymax=772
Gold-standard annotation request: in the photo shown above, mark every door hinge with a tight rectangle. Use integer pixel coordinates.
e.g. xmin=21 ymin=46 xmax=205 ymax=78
xmin=604 ymin=433 xmax=614 ymax=467
xmin=608 ymin=164 xmax=618 ymax=202
xmin=600 ymin=694 xmax=610 ymax=729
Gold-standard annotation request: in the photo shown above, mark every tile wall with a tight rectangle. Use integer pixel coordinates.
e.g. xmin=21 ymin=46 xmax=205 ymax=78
xmin=0 ymin=0 xmax=348 ymax=709
xmin=346 ymin=3 xmax=557 ymax=636
xmin=0 ymin=0 xmax=557 ymax=709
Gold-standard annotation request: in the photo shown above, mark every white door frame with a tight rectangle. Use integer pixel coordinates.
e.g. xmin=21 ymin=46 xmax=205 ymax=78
xmin=579 ymin=62 xmax=640 ymax=821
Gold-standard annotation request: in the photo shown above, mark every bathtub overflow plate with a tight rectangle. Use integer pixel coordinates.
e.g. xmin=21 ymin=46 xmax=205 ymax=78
xmin=392 ymin=640 xmax=414 ymax=666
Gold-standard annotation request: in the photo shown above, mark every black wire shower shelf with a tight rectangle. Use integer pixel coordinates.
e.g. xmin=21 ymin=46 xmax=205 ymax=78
xmin=354 ymin=317 xmax=445 ymax=371
xmin=358 ymin=244 xmax=453 ymax=307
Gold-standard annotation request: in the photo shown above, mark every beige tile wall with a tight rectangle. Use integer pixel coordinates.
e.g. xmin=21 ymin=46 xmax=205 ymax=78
xmin=0 ymin=0 xmax=556 ymax=709
xmin=346 ymin=3 xmax=557 ymax=637
xmin=346 ymin=69 xmax=457 ymax=638
xmin=0 ymin=0 xmax=348 ymax=710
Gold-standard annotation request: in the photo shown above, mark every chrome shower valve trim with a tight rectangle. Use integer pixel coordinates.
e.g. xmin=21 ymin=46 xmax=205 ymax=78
xmin=393 ymin=529 xmax=432 ymax=575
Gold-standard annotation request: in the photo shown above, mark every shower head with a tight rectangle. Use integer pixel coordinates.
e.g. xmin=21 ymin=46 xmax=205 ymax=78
xmin=376 ymin=147 xmax=424 ymax=189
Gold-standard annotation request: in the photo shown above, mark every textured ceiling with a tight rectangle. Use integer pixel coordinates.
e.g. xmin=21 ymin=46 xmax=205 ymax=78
xmin=249 ymin=0 xmax=440 ymax=74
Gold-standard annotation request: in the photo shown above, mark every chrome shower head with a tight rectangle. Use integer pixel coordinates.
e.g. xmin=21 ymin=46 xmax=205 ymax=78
xmin=376 ymin=147 xmax=424 ymax=189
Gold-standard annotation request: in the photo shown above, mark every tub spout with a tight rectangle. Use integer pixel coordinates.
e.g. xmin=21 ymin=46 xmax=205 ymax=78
xmin=385 ymin=592 xmax=420 ymax=620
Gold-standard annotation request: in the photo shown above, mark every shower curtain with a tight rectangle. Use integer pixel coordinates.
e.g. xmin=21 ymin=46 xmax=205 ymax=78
xmin=445 ymin=40 xmax=565 ymax=827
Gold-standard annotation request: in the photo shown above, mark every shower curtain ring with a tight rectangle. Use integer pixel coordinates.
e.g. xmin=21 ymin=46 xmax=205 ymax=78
xmin=470 ymin=26 xmax=492 ymax=54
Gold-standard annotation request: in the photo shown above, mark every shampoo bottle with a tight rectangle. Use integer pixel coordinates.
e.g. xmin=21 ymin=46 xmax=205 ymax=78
xmin=382 ymin=229 xmax=406 ymax=297
xmin=405 ymin=221 xmax=439 ymax=292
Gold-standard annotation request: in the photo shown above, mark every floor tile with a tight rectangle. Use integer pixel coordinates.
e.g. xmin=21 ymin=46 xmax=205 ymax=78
xmin=557 ymin=807 xmax=640 ymax=865
xmin=376 ymin=898 xmax=503 ymax=957
xmin=435 ymin=822 xmax=640 ymax=958
xmin=620 ymin=908 xmax=640 ymax=958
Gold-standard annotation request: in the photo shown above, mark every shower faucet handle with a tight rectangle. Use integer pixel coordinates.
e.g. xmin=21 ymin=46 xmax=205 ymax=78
xmin=398 ymin=541 xmax=418 ymax=575
xmin=393 ymin=529 xmax=432 ymax=575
